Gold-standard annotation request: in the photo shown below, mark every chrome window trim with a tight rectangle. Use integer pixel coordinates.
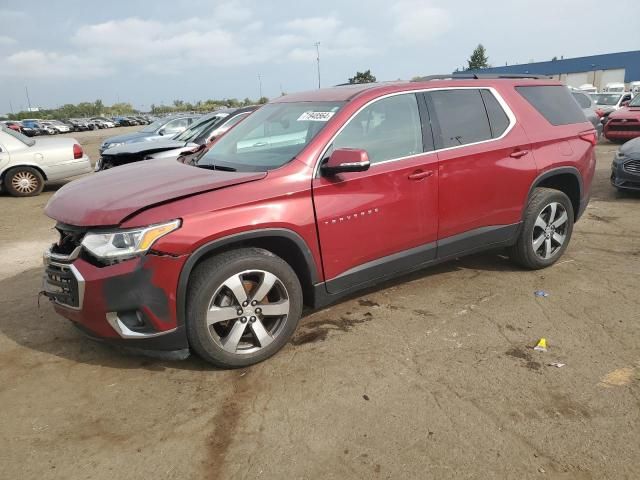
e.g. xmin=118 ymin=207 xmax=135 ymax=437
xmin=314 ymin=86 xmax=516 ymax=176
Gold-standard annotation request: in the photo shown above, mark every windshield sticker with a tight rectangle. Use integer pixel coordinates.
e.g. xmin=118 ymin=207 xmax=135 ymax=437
xmin=297 ymin=111 xmax=335 ymax=122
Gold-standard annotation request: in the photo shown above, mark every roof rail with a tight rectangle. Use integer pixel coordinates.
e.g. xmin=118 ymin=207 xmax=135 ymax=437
xmin=411 ymin=73 xmax=552 ymax=82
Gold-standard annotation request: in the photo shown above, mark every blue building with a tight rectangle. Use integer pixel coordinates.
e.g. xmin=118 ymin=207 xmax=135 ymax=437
xmin=470 ymin=50 xmax=640 ymax=91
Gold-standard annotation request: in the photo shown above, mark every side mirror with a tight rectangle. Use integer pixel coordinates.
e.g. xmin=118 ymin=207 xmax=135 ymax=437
xmin=621 ymin=101 xmax=630 ymax=107
xmin=321 ymin=148 xmax=370 ymax=175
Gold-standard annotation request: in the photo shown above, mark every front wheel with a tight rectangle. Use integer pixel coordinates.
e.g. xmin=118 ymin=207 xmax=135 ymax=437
xmin=509 ymin=187 xmax=574 ymax=269
xmin=186 ymin=248 xmax=303 ymax=368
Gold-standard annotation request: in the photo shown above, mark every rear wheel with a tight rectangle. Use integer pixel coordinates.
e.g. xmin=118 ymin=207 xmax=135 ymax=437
xmin=186 ymin=248 xmax=303 ymax=368
xmin=3 ymin=167 xmax=45 ymax=197
xmin=509 ymin=187 xmax=574 ymax=269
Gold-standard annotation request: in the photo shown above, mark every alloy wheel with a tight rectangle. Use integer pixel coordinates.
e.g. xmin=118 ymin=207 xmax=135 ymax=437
xmin=206 ymin=270 xmax=290 ymax=354
xmin=11 ymin=171 xmax=39 ymax=194
xmin=532 ymin=202 xmax=568 ymax=259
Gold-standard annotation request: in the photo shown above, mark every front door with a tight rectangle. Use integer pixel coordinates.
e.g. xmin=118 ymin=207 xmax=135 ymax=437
xmin=312 ymin=93 xmax=439 ymax=293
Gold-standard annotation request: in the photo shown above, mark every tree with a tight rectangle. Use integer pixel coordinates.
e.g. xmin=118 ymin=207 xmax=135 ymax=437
xmin=348 ymin=70 xmax=376 ymax=84
xmin=551 ymin=56 xmax=558 ymax=61
xmin=257 ymin=96 xmax=269 ymax=104
xmin=467 ymin=44 xmax=489 ymax=70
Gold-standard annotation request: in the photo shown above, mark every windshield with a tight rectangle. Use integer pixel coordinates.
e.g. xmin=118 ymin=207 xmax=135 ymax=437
xmin=141 ymin=118 xmax=167 ymax=133
xmin=174 ymin=113 xmax=228 ymax=142
xmin=591 ymin=94 xmax=622 ymax=106
xmin=198 ymin=102 xmax=343 ymax=171
xmin=629 ymin=95 xmax=640 ymax=107
xmin=1 ymin=125 xmax=35 ymax=146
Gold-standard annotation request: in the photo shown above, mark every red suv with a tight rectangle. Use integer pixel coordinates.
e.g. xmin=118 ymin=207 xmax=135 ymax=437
xmin=43 ymin=77 xmax=596 ymax=367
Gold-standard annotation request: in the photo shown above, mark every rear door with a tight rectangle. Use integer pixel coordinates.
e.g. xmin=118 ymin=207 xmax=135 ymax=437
xmin=312 ymin=92 xmax=439 ymax=293
xmin=423 ymin=88 xmax=536 ymax=254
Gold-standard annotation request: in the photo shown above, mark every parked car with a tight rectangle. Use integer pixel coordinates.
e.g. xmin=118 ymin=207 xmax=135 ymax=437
xmin=570 ymin=89 xmax=603 ymax=139
xmin=46 ymin=120 xmax=72 ymax=134
xmin=604 ymin=92 xmax=640 ymax=143
xmin=1 ymin=121 xmax=23 ymax=132
xmin=113 ymin=116 xmax=136 ymax=127
xmin=611 ymin=136 xmax=640 ymax=191
xmin=42 ymin=78 xmax=595 ymax=367
xmin=0 ymin=125 xmax=91 ymax=196
xmin=577 ymin=83 xmax=597 ymax=94
xmin=590 ymin=92 xmax=634 ymax=118
xmin=63 ymin=119 xmax=91 ymax=132
xmin=602 ymin=82 xmax=626 ymax=93
xmin=96 ymin=107 xmax=257 ymax=171
xmin=22 ymin=119 xmax=52 ymax=135
xmin=90 ymin=116 xmax=116 ymax=128
xmin=99 ymin=115 xmax=199 ymax=153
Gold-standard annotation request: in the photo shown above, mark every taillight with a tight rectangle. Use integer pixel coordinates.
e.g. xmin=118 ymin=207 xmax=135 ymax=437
xmin=73 ymin=144 xmax=83 ymax=159
xmin=578 ymin=130 xmax=597 ymax=146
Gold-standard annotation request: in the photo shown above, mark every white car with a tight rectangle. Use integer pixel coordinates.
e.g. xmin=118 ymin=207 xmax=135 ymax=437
xmin=41 ymin=121 xmax=71 ymax=134
xmin=0 ymin=126 xmax=92 ymax=196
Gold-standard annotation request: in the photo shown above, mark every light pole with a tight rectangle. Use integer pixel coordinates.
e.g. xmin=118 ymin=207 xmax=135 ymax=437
xmin=25 ymin=86 xmax=32 ymax=111
xmin=314 ymin=42 xmax=321 ymax=89
xmin=258 ymin=74 xmax=263 ymax=99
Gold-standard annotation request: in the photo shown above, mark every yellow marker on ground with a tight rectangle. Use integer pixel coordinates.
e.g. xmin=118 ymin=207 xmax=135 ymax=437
xmin=534 ymin=338 xmax=547 ymax=352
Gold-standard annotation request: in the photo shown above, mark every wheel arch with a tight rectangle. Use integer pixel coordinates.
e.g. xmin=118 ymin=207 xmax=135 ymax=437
xmin=176 ymin=228 xmax=321 ymax=326
xmin=528 ymin=167 xmax=582 ymax=220
xmin=1 ymin=163 xmax=48 ymax=182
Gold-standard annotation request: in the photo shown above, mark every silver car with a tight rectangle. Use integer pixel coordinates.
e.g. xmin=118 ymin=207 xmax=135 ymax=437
xmin=0 ymin=125 xmax=92 ymax=196
xmin=571 ymin=89 xmax=603 ymax=139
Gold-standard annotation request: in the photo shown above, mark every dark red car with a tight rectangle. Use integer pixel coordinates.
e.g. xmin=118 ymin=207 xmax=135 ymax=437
xmin=604 ymin=93 xmax=640 ymax=142
xmin=43 ymin=77 xmax=596 ymax=367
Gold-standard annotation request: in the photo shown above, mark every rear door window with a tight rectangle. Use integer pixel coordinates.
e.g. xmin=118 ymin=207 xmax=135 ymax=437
xmin=516 ymin=86 xmax=586 ymax=125
xmin=426 ymin=89 xmax=492 ymax=148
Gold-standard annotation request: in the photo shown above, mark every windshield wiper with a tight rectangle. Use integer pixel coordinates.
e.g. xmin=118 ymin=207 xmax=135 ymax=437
xmin=198 ymin=164 xmax=237 ymax=172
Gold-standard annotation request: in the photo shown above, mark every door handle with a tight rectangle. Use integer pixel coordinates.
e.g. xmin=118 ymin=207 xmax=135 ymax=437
xmin=408 ymin=170 xmax=434 ymax=180
xmin=510 ymin=149 xmax=529 ymax=158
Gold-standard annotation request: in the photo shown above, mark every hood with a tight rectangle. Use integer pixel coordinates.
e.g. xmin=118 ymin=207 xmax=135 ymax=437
xmin=103 ymin=139 xmax=189 ymax=157
xmin=619 ymin=137 xmax=640 ymax=159
xmin=609 ymin=107 xmax=640 ymax=120
xmin=45 ymin=158 xmax=267 ymax=227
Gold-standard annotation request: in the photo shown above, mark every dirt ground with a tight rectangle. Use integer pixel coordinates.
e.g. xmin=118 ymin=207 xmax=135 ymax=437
xmin=0 ymin=127 xmax=638 ymax=480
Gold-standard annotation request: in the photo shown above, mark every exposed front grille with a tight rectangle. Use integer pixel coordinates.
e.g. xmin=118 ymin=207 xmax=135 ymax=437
xmin=623 ymin=160 xmax=640 ymax=175
xmin=43 ymin=262 xmax=80 ymax=308
xmin=51 ymin=224 xmax=87 ymax=256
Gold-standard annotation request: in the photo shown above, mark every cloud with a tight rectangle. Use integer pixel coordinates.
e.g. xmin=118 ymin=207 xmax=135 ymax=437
xmin=1 ymin=50 xmax=112 ymax=78
xmin=391 ymin=1 xmax=452 ymax=44
xmin=0 ymin=7 xmax=375 ymax=79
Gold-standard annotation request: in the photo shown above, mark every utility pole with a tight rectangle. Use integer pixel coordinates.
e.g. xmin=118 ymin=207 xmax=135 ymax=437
xmin=9 ymin=100 xmax=14 ymax=114
xmin=25 ymin=86 xmax=32 ymax=111
xmin=258 ymin=74 xmax=263 ymax=98
xmin=314 ymin=42 xmax=321 ymax=88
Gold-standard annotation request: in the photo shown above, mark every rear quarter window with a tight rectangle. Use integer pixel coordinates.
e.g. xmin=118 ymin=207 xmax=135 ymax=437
xmin=517 ymin=85 xmax=587 ymax=126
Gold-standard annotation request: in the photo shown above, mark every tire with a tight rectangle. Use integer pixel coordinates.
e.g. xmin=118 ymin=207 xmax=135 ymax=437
xmin=186 ymin=248 xmax=303 ymax=368
xmin=3 ymin=167 xmax=45 ymax=197
xmin=509 ymin=187 xmax=574 ymax=270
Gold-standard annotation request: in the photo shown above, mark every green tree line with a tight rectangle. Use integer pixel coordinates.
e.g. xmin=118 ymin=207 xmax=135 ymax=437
xmin=3 ymin=96 xmax=270 ymax=121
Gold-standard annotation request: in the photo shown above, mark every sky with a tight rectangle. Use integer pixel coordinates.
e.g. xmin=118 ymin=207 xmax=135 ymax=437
xmin=0 ymin=0 xmax=638 ymax=113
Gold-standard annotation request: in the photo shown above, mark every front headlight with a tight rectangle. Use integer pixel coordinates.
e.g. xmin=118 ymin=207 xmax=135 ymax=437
xmin=104 ymin=142 xmax=124 ymax=150
xmin=81 ymin=220 xmax=181 ymax=261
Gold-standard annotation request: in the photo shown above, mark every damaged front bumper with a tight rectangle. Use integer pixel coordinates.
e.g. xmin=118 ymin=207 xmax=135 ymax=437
xmin=42 ymin=244 xmax=190 ymax=356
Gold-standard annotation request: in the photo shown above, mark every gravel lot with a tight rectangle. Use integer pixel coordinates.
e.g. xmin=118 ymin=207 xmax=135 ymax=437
xmin=0 ymin=127 xmax=638 ymax=479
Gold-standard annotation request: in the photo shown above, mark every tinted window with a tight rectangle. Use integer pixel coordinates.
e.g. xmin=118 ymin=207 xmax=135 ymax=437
xmin=517 ymin=86 xmax=586 ymax=125
xmin=571 ymin=92 xmax=592 ymax=109
xmin=480 ymin=90 xmax=510 ymax=138
xmin=428 ymin=89 xmax=491 ymax=148
xmin=332 ymin=93 xmax=423 ymax=164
